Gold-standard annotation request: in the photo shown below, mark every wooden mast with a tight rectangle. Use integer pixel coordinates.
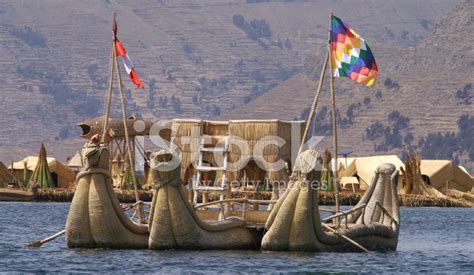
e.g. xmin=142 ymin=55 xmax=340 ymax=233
xmin=298 ymin=53 xmax=328 ymax=155
xmin=101 ymin=16 xmax=116 ymax=176
xmin=101 ymin=19 xmax=116 ymax=143
xmin=101 ymin=13 xmax=144 ymax=224
xmin=297 ymin=12 xmax=341 ymax=225
xmin=328 ymin=12 xmax=341 ymax=225
xmin=113 ymin=19 xmax=144 ymax=225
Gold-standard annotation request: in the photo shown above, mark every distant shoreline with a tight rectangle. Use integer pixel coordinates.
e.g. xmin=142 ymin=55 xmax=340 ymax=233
xmin=1 ymin=188 xmax=471 ymax=207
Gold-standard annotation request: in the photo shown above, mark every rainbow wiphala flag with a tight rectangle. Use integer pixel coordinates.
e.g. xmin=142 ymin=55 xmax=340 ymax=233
xmin=330 ymin=15 xmax=378 ymax=88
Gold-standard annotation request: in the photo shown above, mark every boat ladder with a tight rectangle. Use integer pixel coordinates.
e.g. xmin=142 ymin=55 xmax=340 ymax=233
xmin=193 ymin=136 xmax=229 ymax=219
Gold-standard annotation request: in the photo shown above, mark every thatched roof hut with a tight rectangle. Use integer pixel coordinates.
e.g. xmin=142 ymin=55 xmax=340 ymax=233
xmin=339 ymin=155 xmax=473 ymax=194
xmin=168 ymin=119 xmax=305 ymax=186
xmin=10 ymin=146 xmax=75 ymax=189
xmin=29 ymin=144 xmax=55 ymax=189
xmin=0 ymin=161 xmax=19 ymax=187
xmin=420 ymin=160 xmax=473 ymax=193
xmin=398 ymin=153 xmax=444 ymax=197
xmin=339 ymin=155 xmax=404 ymax=190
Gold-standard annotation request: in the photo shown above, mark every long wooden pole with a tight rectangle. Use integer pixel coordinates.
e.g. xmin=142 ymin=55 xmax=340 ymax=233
xmin=113 ymin=41 xmax=144 ymax=224
xmin=321 ymin=223 xmax=368 ymax=252
xmin=328 ymin=12 xmax=341 ymax=225
xmin=25 ymin=229 xmax=66 ymax=248
xmin=298 ymin=52 xmax=329 ymax=155
xmin=101 ymin=45 xmax=116 ymax=143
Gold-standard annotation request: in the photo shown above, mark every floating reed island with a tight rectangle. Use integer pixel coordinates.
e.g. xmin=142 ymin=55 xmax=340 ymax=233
xmin=1 ymin=140 xmax=472 ymax=207
xmin=2 ymin=118 xmax=472 ymax=209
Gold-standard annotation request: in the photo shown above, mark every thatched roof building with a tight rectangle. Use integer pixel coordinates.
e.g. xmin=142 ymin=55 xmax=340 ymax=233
xmin=10 ymin=148 xmax=75 ymax=189
xmin=29 ymin=144 xmax=55 ymax=189
xmin=339 ymin=155 xmax=473 ymax=194
xmin=167 ymin=119 xmax=305 ymax=186
xmin=420 ymin=160 xmax=473 ymax=193
xmin=339 ymin=155 xmax=404 ymax=190
xmin=0 ymin=161 xmax=19 ymax=187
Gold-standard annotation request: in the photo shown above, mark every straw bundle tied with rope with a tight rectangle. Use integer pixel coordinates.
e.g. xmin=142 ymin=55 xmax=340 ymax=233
xmin=148 ymin=149 xmax=257 ymax=250
xmin=29 ymin=144 xmax=55 ymax=189
xmin=400 ymin=152 xmax=444 ymax=197
xmin=65 ymin=143 xmax=149 ymax=248
xmin=262 ymin=149 xmax=400 ymax=252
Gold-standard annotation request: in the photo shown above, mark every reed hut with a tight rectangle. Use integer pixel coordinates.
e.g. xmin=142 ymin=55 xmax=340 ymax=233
xmin=168 ymin=119 xmax=305 ymax=189
xmin=339 ymin=155 xmax=405 ymax=190
xmin=339 ymin=154 xmax=473 ymax=195
xmin=0 ymin=161 xmax=19 ymax=187
xmin=399 ymin=153 xmax=444 ymax=197
xmin=29 ymin=144 xmax=55 ymax=189
xmin=419 ymin=160 xmax=473 ymax=193
xmin=10 ymin=146 xmax=75 ymax=189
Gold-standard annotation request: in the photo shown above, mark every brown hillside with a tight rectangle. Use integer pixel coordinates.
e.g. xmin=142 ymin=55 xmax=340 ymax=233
xmin=0 ymin=0 xmax=462 ymax=164
xmin=224 ymin=0 xmax=473 ymax=172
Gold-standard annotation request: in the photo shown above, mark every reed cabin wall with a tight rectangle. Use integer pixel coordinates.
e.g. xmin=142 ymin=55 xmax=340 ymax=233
xmin=169 ymin=119 xmax=305 ymax=190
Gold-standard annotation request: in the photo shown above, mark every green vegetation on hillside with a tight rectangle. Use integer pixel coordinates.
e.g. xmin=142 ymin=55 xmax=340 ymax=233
xmin=16 ymin=66 xmax=101 ymax=117
xmin=364 ymin=111 xmax=413 ymax=151
xmin=232 ymin=14 xmax=272 ymax=40
xmin=4 ymin=24 xmax=47 ymax=48
xmin=419 ymin=114 xmax=474 ymax=162
xmin=455 ymin=83 xmax=472 ymax=105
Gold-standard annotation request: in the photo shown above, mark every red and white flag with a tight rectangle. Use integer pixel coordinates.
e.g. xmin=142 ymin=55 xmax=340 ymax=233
xmin=115 ymin=39 xmax=144 ymax=89
xmin=112 ymin=14 xmax=144 ymax=89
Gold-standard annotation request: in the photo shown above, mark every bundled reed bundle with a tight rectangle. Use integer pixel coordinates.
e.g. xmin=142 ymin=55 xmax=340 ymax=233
xmin=148 ymin=150 xmax=257 ymax=250
xmin=262 ymin=149 xmax=400 ymax=252
xmin=29 ymin=144 xmax=55 ymax=189
xmin=400 ymin=152 xmax=443 ymax=197
xmin=66 ymin=143 xmax=149 ymax=249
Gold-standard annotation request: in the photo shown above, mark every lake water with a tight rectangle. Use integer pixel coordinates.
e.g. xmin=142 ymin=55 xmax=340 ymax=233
xmin=0 ymin=202 xmax=473 ymax=273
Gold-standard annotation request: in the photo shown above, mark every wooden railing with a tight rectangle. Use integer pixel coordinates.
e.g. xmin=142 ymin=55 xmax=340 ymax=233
xmin=321 ymin=203 xmax=367 ymax=228
xmin=321 ymin=201 xmax=398 ymax=229
xmin=194 ymin=198 xmax=278 ymax=220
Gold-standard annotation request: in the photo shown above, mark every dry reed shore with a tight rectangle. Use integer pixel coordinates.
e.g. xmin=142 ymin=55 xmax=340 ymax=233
xmin=27 ymin=188 xmax=153 ymax=203
xmin=4 ymin=188 xmax=471 ymax=207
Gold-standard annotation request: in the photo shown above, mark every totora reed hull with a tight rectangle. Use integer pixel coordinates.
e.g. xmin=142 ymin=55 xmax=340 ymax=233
xmin=65 ymin=146 xmax=400 ymax=251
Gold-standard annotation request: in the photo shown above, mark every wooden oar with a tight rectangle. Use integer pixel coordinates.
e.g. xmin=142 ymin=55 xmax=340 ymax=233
xmin=322 ymin=223 xmax=369 ymax=253
xmin=25 ymin=229 xmax=66 ymax=248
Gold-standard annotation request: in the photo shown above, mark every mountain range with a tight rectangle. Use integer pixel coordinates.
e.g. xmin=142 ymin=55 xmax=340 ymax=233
xmin=0 ymin=0 xmax=471 ymax=171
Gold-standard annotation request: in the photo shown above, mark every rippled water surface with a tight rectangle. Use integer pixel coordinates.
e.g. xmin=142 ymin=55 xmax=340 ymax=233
xmin=0 ymin=202 xmax=473 ymax=273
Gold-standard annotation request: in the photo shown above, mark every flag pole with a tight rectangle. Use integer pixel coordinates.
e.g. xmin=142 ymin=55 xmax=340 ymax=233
xmin=298 ymin=52 xmax=328 ymax=156
xmin=101 ymin=12 xmax=117 ymax=143
xmin=328 ymin=11 xmax=341 ymax=226
xmin=113 ymin=15 xmax=145 ymax=224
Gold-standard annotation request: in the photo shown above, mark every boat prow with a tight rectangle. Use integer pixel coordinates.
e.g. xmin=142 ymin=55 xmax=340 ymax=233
xmin=262 ymin=149 xmax=400 ymax=252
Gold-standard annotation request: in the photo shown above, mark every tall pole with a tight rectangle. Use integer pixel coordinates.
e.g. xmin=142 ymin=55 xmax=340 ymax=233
xmin=101 ymin=13 xmax=117 ymax=143
xmin=298 ymin=53 xmax=329 ymax=155
xmin=112 ymin=14 xmax=144 ymax=224
xmin=114 ymin=44 xmax=144 ymax=224
xmin=328 ymin=12 xmax=341 ymax=224
xmin=101 ymin=47 xmax=115 ymax=142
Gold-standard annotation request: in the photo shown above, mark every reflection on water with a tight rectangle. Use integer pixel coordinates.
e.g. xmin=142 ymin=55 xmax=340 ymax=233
xmin=0 ymin=202 xmax=472 ymax=273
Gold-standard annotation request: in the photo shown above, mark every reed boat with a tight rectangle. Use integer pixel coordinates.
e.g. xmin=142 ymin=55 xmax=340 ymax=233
xmin=65 ymin=13 xmax=400 ymax=252
xmin=0 ymin=189 xmax=34 ymax=202
xmin=65 ymin=144 xmax=400 ymax=251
